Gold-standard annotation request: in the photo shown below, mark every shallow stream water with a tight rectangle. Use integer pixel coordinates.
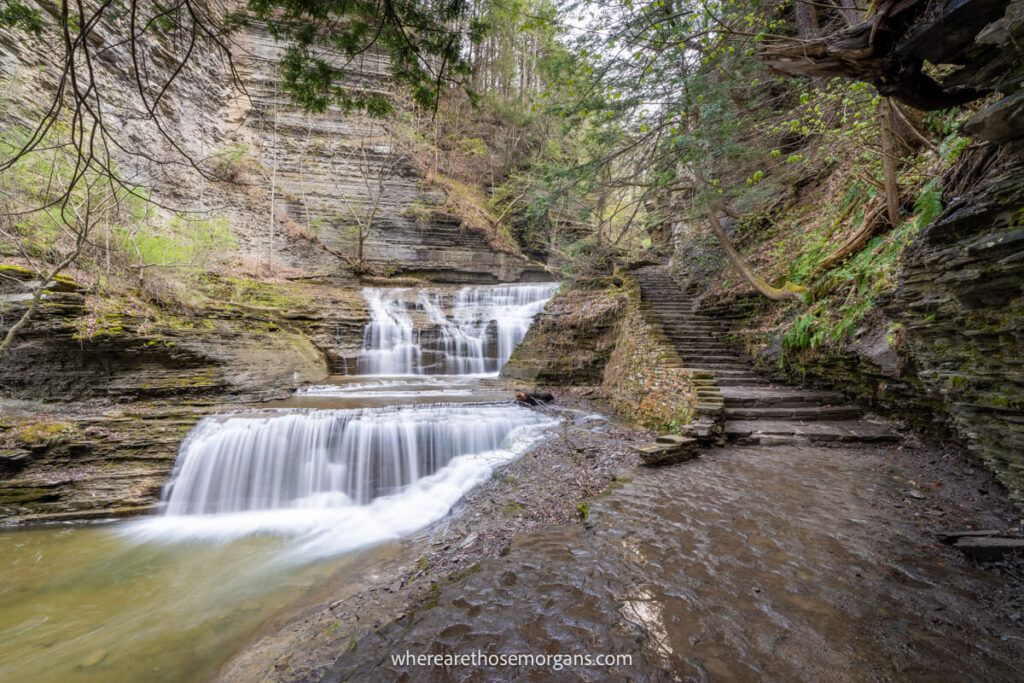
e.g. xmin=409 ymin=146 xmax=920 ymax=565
xmin=332 ymin=444 xmax=1024 ymax=681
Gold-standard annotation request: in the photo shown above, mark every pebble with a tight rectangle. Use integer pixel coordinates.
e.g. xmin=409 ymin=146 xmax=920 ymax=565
xmin=78 ymin=649 xmax=108 ymax=668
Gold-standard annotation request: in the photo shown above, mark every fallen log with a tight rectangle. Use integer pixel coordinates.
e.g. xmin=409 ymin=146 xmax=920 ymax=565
xmin=515 ymin=390 xmax=554 ymax=406
xmin=815 ymin=197 xmax=889 ymax=273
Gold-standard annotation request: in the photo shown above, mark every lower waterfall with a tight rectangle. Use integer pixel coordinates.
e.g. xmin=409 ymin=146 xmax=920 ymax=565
xmin=163 ymin=404 xmax=552 ymax=514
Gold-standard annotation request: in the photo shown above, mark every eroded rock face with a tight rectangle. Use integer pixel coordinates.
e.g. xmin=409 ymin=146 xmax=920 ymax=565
xmin=890 ymin=150 xmax=1024 ymax=502
xmin=0 ymin=14 xmax=541 ymax=282
xmin=502 ymin=285 xmax=627 ymax=384
xmin=232 ymin=25 xmax=542 ymax=283
xmin=0 ymin=276 xmax=381 ymax=521
xmin=0 ymin=294 xmax=328 ymax=403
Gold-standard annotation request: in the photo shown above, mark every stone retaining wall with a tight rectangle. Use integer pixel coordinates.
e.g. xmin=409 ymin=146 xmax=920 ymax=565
xmin=601 ymin=278 xmax=699 ymax=433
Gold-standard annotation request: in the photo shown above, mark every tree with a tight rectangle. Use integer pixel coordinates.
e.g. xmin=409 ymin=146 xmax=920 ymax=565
xmin=337 ymin=126 xmax=401 ymax=270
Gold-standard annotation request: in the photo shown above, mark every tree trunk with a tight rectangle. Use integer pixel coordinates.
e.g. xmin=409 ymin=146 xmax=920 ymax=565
xmin=838 ymin=0 xmax=862 ymax=26
xmin=794 ymin=1 xmax=819 ymax=39
xmin=879 ymin=97 xmax=901 ymax=226
xmin=709 ymin=205 xmax=806 ymax=303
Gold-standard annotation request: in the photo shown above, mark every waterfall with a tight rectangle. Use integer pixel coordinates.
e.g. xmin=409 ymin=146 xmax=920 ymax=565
xmin=129 ymin=403 xmax=555 ymax=550
xmin=131 ymin=281 xmax=560 ymax=553
xmin=357 ymin=283 xmax=557 ymax=375
xmin=163 ymin=404 xmax=549 ymax=514
xmin=452 ymin=284 xmax=558 ymax=370
xmin=360 ymin=288 xmax=422 ymax=375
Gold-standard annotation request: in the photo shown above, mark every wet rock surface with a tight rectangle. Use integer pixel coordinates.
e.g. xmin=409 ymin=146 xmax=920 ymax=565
xmin=0 ymin=281 xmax=370 ymax=521
xmin=324 ymin=441 xmax=1024 ymax=682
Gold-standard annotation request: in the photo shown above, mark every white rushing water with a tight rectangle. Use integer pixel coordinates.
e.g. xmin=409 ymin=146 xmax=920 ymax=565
xmin=127 ymin=403 xmax=555 ymax=555
xmin=164 ymin=404 xmax=549 ymax=512
xmin=358 ymin=283 xmax=558 ymax=375
xmin=126 ymin=282 xmax=560 ymax=556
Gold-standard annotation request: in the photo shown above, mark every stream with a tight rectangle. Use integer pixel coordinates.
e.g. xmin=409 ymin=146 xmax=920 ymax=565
xmin=0 ymin=283 xmax=559 ymax=683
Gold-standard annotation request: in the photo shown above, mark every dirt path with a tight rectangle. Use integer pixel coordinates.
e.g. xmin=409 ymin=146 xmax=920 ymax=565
xmin=322 ymin=441 xmax=1024 ymax=682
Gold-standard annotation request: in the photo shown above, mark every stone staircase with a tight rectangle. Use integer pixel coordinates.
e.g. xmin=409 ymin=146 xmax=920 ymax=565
xmin=633 ymin=266 xmax=901 ymax=446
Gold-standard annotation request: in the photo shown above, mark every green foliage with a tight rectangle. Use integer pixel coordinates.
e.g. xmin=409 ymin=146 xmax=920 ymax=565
xmin=913 ymin=180 xmax=943 ymax=229
xmin=0 ymin=0 xmax=43 ymax=34
xmin=245 ymin=0 xmax=477 ymax=114
xmin=780 ymin=214 xmax=924 ymax=366
xmin=211 ymin=143 xmax=252 ymax=181
xmin=120 ymin=215 xmax=235 ymax=271
xmin=15 ymin=419 xmax=78 ymax=446
xmin=783 ymin=312 xmax=817 ymax=352
xmin=0 ymin=122 xmax=150 ymax=259
xmin=458 ymin=137 xmax=488 ymax=157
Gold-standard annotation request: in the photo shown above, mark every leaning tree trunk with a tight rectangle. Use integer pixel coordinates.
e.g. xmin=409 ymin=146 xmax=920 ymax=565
xmin=708 ymin=205 xmax=806 ymax=303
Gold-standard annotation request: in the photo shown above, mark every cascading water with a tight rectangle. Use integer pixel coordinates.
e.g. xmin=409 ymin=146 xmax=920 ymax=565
xmin=357 ymin=283 xmax=558 ymax=375
xmin=127 ymin=281 xmax=559 ymax=555
xmin=360 ymin=288 xmax=422 ymax=376
xmin=163 ymin=404 xmax=551 ymax=514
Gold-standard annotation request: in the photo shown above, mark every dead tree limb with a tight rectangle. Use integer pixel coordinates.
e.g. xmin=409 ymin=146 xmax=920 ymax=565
xmin=815 ymin=197 xmax=888 ymax=272
xmin=757 ymin=1 xmax=997 ymax=110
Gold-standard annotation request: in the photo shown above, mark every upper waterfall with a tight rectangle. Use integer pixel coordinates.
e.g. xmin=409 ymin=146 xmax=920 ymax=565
xmin=358 ymin=283 xmax=558 ymax=375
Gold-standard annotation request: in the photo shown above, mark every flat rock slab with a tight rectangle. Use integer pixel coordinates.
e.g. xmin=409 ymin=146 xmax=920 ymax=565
xmin=726 ymin=419 xmax=901 ymax=444
xmin=720 ymin=386 xmax=847 ymax=406
xmin=951 ymin=537 xmax=1024 ymax=561
xmin=636 ymin=436 xmax=700 ymax=466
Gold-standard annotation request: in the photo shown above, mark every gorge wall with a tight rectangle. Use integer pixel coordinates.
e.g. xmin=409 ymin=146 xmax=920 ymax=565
xmin=236 ymin=25 xmax=543 ymax=283
xmin=0 ymin=11 xmax=541 ymax=282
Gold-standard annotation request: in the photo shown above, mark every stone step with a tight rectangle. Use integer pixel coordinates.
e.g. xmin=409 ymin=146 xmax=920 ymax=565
xmin=654 ymin=325 xmax=720 ymax=332
xmin=681 ymin=364 xmax=751 ymax=373
xmin=657 ymin=317 xmax=725 ymax=325
xmin=725 ymin=419 xmax=901 ymax=444
xmin=720 ymin=386 xmax=847 ymax=408
xmin=686 ymin=367 xmax=760 ymax=376
xmin=714 ymin=376 xmax=770 ymax=386
xmin=678 ymin=354 xmax=743 ymax=363
xmin=667 ymin=338 xmax=729 ymax=346
xmin=675 ymin=350 xmax=741 ymax=356
xmin=724 ymin=405 xmax=862 ymax=420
